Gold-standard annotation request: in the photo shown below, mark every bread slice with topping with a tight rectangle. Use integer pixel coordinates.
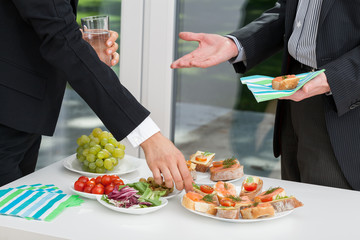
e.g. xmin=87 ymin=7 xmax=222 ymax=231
xmin=240 ymin=176 xmax=263 ymax=200
xmin=240 ymin=202 xmax=275 ymax=219
xmin=210 ymin=157 xmax=244 ymax=181
xmin=182 ymin=192 xmax=217 ymax=215
xmin=189 ymin=151 xmax=215 ymax=172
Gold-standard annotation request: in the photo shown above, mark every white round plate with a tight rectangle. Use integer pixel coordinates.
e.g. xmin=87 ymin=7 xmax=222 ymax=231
xmin=63 ymin=154 xmax=142 ymax=177
xmin=96 ymin=195 xmax=168 ymax=215
xmin=69 ymin=185 xmax=101 ymax=200
xmin=194 ymin=172 xmax=244 ymax=185
xmin=180 ymin=186 xmax=294 ymax=223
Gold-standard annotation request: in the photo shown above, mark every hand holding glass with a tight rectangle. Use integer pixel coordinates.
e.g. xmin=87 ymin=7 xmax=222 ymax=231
xmin=81 ymin=15 xmax=112 ymax=66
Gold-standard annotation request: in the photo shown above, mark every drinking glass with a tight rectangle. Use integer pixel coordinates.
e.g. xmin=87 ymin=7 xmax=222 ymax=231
xmin=81 ymin=15 xmax=112 ymax=66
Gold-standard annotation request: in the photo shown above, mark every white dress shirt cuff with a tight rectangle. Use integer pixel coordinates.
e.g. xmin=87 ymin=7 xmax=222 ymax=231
xmin=126 ymin=116 xmax=160 ymax=148
xmin=225 ymin=35 xmax=247 ymax=64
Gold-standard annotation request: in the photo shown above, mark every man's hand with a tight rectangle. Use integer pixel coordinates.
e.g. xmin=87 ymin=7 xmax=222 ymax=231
xmin=106 ymin=30 xmax=119 ymax=66
xmin=280 ymin=72 xmax=330 ymax=101
xmin=170 ymin=32 xmax=239 ymax=69
xmin=140 ymin=132 xmax=193 ymax=192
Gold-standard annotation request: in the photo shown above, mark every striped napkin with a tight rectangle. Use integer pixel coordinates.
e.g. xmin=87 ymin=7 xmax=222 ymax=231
xmin=240 ymin=69 xmax=325 ymax=102
xmin=0 ymin=184 xmax=84 ymax=222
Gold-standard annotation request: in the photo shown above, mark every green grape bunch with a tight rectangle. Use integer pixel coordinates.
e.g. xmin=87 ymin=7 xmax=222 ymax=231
xmin=75 ymin=128 xmax=126 ymax=173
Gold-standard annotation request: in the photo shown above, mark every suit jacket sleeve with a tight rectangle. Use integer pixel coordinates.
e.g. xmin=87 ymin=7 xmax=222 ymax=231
xmin=321 ymin=44 xmax=360 ymax=117
xmin=11 ymin=0 xmax=150 ymax=140
xmin=227 ymin=0 xmax=286 ymax=74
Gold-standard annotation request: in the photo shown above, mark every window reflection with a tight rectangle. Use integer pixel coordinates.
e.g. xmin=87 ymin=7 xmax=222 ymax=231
xmin=174 ymin=0 xmax=282 ymax=178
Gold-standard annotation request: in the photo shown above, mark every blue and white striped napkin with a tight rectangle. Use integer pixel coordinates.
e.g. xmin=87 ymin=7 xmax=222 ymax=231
xmin=240 ymin=69 xmax=325 ymax=102
xmin=0 ymin=184 xmax=83 ymax=222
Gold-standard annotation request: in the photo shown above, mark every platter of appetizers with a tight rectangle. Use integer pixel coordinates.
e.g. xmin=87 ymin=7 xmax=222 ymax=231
xmin=187 ymin=150 xmax=245 ymax=184
xmin=181 ymin=176 xmax=303 ymax=222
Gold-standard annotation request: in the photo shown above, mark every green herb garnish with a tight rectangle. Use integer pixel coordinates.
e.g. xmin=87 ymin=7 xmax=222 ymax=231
xmin=265 ymin=187 xmax=281 ymax=195
xmin=192 ymin=182 xmax=200 ymax=190
xmin=222 ymin=157 xmax=237 ymax=168
xmin=227 ymin=195 xmax=242 ymax=202
xmin=246 ymin=176 xmax=254 ymax=183
xmin=253 ymin=202 xmax=260 ymax=207
xmin=224 ymin=182 xmax=229 ymax=190
xmin=201 ymin=194 xmax=215 ymax=203
xmin=202 ymin=151 xmax=213 ymax=156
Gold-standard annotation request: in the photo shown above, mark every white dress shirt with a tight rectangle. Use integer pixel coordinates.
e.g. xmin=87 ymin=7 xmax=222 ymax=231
xmin=125 ymin=116 xmax=160 ymax=148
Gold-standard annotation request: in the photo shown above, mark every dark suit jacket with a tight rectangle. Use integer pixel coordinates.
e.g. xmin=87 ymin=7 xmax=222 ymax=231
xmin=0 ymin=0 xmax=149 ymax=141
xmin=229 ymin=0 xmax=360 ymax=190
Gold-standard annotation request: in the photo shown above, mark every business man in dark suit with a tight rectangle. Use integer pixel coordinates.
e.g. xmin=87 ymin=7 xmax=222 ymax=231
xmin=171 ymin=0 xmax=360 ymax=190
xmin=0 ymin=0 xmax=193 ymax=191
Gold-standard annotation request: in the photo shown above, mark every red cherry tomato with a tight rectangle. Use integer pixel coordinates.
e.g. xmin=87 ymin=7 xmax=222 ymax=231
xmin=95 ymin=176 xmax=102 ymax=184
xmin=77 ymin=176 xmax=89 ymax=183
xmin=74 ymin=181 xmax=85 ymax=192
xmin=113 ymin=179 xmax=124 ymax=186
xmin=195 ymin=155 xmax=207 ymax=162
xmin=244 ymin=182 xmax=258 ymax=192
xmin=220 ymin=198 xmax=236 ymax=207
xmin=83 ymin=185 xmax=94 ymax=193
xmin=85 ymin=180 xmax=96 ymax=188
xmin=105 ymin=185 xmax=115 ymax=194
xmin=200 ymin=185 xmax=214 ymax=194
xmin=95 ymin=183 xmax=105 ymax=189
xmin=101 ymin=175 xmax=112 ymax=186
xmin=91 ymin=186 xmax=105 ymax=194
xmin=110 ymin=175 xmax=120 ymax=182
xmin=212 ymin=161 xmax=223 ymax=168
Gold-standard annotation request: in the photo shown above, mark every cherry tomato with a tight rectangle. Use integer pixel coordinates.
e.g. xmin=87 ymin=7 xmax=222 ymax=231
xmin=200 ymin=185 xmax=214 ymax=194
xmin=74 ymin=181 xmax=85 ymax=192
xmin=220 ymin=198 xmax=236 ymax=207
xmin=113 ymin=179 xmax=124 ymax=186
xmin=85 ymin=180 xmax=96 ymax=188
xmin=105 ymin=185 xmax=115 ymax=194
xmin=110 ymin=175 xmax=120 ymax=182
xmin=212 ymin=161 xmax=223 ymax=168
xmin=91 ymin=186 xmax=105 ymax=194
xmin=83 ymin=185 xmax=94 ymax=193
xmin=101 ymin=175 xmax=112 ymax=186
xmin=77 ymin=176 xmax=89 ymax=183
xmin=195 ymin=155 xmax=207 ymax=162
xmin=244 ymin=182 xmax=258 ymax=192
xmin=95 ymin=183 xmax=105 ymax=189
xmin=95 ymin=176 xmax=102 ymax=184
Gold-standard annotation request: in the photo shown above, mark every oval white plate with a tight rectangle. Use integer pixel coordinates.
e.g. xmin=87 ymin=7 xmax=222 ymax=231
xmin=63 ymin=154 xmax=142 ymax=177
xmin=69 ymin=185 xmax=101 ymax=200
xmin=180 ymin=186 xmax=294 ymax=222
xmin=96 ymin=195 xmax=168 ymax=215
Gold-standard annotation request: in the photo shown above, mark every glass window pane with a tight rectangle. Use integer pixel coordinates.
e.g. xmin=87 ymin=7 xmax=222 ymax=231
xmin=174 ymin=0 xmax=282 ymax=178
xmin=36 ymin=0 xmax=121 ymax=170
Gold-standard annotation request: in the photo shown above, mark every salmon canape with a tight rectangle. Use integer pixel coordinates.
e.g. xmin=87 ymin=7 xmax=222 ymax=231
xmin=182 ymin=192 xmax=217 ymax=215
xmin=210 ymin=157 xmax=244 ymax=181
xmin=214 ymin=181 xmax=237 ymax=200
xmin=240 ymin=202 xmax=275 ymax=219
xmin=254 ymin=187 xmax=286 ymax=202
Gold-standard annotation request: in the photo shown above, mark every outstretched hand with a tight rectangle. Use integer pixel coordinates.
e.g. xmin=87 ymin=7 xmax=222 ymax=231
xmin=140 ymin=132 xmax=193 ymax=192
xmin=170 ymin=32 xmax=239 ymax=69
xmin=280 ymin=72 xmax=330 ymax=101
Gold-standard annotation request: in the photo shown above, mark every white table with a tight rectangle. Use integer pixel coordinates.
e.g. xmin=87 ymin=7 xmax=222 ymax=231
xmin=1 ymin=155 xmax=359 ymax=240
